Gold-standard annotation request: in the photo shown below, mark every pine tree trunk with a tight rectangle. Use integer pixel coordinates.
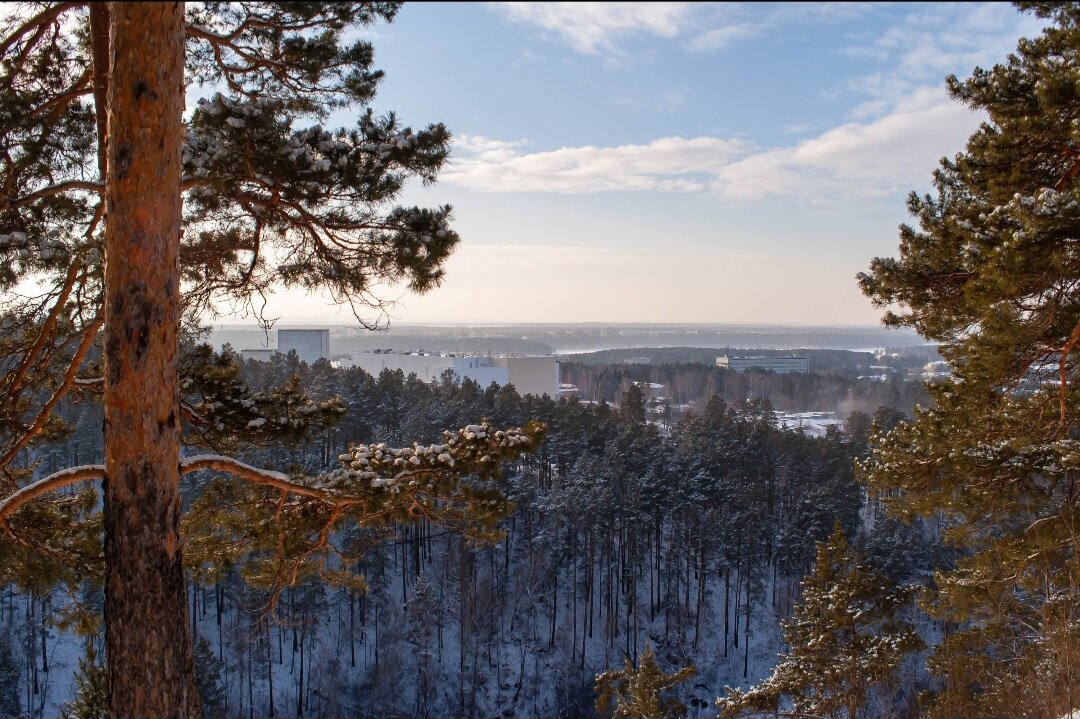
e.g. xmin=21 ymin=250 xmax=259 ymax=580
xmin=102 ymin=4 xmax=195 ymax=717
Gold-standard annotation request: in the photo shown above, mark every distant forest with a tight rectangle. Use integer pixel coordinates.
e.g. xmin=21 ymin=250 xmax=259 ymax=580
xmin=559 ymin=347 xmax=934 ymax=416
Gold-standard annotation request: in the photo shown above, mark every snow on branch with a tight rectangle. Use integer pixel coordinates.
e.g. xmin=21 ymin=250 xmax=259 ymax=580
xmin=0 ymin=421 xmax=544 ymax=530
xmin=0 ymin=464 xmax=104 ymax=530
xmin=184 ymin=420 xmax=542 ymax=500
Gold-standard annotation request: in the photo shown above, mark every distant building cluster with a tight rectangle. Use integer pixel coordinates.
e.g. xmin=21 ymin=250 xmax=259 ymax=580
xmin=240 ymin=331 xmax=561 ymax=397
xmin=342 ymin=350 xmax=560 ymax=398
xmin=716 ymin=355 xmax=810 ymax=374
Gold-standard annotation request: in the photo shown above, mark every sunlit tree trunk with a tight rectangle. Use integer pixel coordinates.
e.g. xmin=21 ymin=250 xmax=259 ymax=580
xmin=102 ymin=3 xmax=196 ymax=716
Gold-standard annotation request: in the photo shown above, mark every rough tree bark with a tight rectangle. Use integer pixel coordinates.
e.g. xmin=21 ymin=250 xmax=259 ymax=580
xmin=102 ymin=3 xmax=197 ymax=717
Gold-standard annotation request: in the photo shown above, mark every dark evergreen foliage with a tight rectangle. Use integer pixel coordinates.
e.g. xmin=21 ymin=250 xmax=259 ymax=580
xmin=595 ymin=642 xmax=694 ymax=719
xmin=60 ymin=641 xmax=105 ymax=719
xmin=717 ymin=525 xmax=921 ymax=719
xmin=0 ymin=630 xmax=19 ymax=719
xmin=193 ymin=636 xmax=227 ymax=719
xmin=859 ymin=3 xmax=1080 ymax=714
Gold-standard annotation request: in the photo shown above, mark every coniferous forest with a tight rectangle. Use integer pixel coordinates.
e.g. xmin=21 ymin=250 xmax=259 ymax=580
xmin=1 ymin=2 xmax=1080 ymax=718
xmin=5 ymin=351 xmax=925 ymax=718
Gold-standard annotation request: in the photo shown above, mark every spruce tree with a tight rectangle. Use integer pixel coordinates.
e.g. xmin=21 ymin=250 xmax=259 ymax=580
xmin=61 ymin=642 xmax=106 ymax=719
xmin=858 ymin=3 xmax=1080 ymax=714
xmin=0 ymin=3 xmax=542 ymax=716
xmin=716 ymin=524 xmax=920 ymax=719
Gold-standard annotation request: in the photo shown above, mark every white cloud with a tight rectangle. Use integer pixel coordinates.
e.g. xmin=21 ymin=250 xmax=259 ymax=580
xmin=687 ymin=3 xmax=881 ymax=52
xmin=842 ymin=3 xmax=1048 ymax=117
xmin=488 ymin=2 xmax=696 ymax=58
xmin=688 ymin=21 xmax=763 ymax=52
xmin=444 ymin=135 xmax=749 ymax=194
xmin=711 ymin=90 xmax=976 ymax=201
xmin=488 ymin=2 xmax=881 ymax=60
xmin=451 ymin=4 xmax=1042 ymax=204
xmin=444 ymin=87 xmax=980 ymax=202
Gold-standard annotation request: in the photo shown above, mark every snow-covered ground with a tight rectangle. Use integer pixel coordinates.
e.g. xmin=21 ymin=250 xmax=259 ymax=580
xmin=773 ymin=411 xmax=843 ymax=438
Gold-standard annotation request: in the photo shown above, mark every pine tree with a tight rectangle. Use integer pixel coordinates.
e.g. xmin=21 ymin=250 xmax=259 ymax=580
xmin=595 ymin=642 xmax=695 ymax=719
xmin=857 ymin=3 xmax=1080 ymax=714
xmin=0 ymin=630 xmax=19 ymax=719
xmin=61 ymin=642 xmax=106 ymax=719
xmin=717 ymin=524 xmax=920 ymax=719
xmin=0 ymin=4 xmax=542 ymax=716
xmin=193 ymin=636 xmax=226 ymax=719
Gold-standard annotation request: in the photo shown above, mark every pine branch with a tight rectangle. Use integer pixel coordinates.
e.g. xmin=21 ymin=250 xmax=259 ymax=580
xmin=0 ymin=315 xmax=103 ymax=472
xmin=7 ymin=180 xmax=104 ymax=209
xmin=0 ymin=2 xmax=84 ymax=58
xmin=0 ymin=463 xmax=104 ymax=532
xmin=0 ymin=259 xmax=84 ymax=402
xmin=24 ymin=68 xmax=93 ymax=122
xmin=1057 ymin=317 xmax=1080 ymax=433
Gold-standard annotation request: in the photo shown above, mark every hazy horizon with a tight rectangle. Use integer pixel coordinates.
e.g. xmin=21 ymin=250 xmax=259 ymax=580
xmin=208 ymin=321 xmax=926 ymax=357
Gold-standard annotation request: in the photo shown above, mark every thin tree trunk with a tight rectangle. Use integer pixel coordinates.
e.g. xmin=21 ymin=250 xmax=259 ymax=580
xmin=733 ymin=562 xmax=741 ymax=648
xmin=266 ymin=622 xmax=275 ymax=718
xmin=723 ymin=566 xmax=730 ymax=657
xmin=246 ymin=639 xmax=253 ymax=719
xmin=549 ymin=568 xmax=557 ymax=648
xmin=102 ymin=4 xmax=195 ymax=717
xmin=694 ymin=547 xmax=705 ymax=649
xmin=297 ymin=622 xmax=305 ymax=718
xmin=571 ymin=539 xmax=578 ymax=665
xmin=349 ymin=589 xmax=356 ymax=668
xmin=743 ymin=563 xmax=751 ymax=679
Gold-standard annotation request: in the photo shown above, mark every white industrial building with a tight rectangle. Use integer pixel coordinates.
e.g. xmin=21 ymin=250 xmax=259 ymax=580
xmin=348 ymin=351 xmax=454 ymax=384
xmin=240 ymin=329 xmax=329 ymax=365
xmin=347 ymin=351 xmax=560 ymax=397
xmin=240 ymin=348 xmax=275 ymax=362
xmin=277 ymin=329 xmax=330 ymax=365
xmin=716 ymin=355 xmax=810 ymax=374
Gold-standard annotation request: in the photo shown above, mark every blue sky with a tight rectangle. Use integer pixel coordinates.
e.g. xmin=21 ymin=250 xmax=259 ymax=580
xmin=270 ymin=2 xmax=1046 ymax=326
